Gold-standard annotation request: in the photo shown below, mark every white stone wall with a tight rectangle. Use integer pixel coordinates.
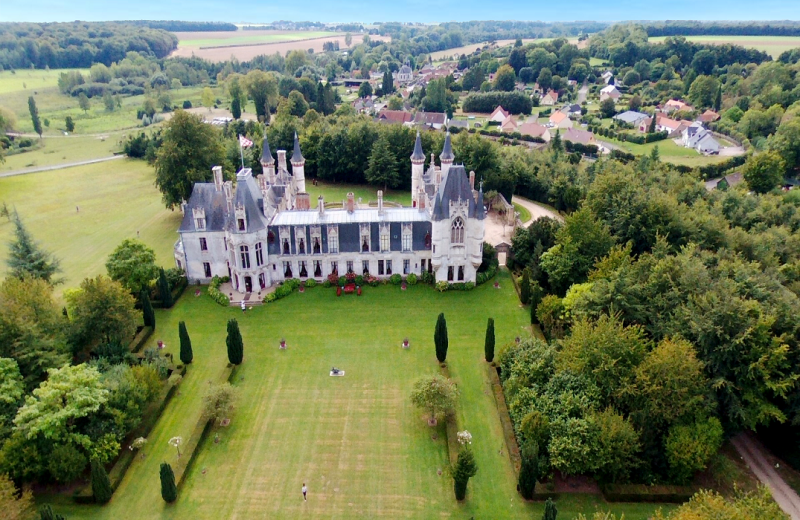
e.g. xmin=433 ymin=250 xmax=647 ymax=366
xmin=228 ymin=229 xmax=271 ymax=292
xmin=430 ymin=212 xmax=484 ymax=284
xmin=267 ymin=251 xmax=432 ymax=283
xmin=180 ymin=231 xmax=228 ymax=282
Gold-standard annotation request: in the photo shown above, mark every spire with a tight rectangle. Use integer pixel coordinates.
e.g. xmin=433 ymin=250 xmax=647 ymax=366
xmin=476 ymin=181 xmax=486 ymax=220
xmin=291 ymin=132 xmax=304 ymax=164
xmin=260 ymin=136 xmax=274 ymax=165
xmin=411 ymin=130 xmax=425 ymax=162
xmin=440 ymin=131 xmax=454 ymax=162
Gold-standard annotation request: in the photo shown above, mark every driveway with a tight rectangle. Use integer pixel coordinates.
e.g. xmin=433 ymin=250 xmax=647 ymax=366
xmin=511 ymin=195 xmax=563 ymax=224
xmin=577 ymin=82 xmax=589 ymax=104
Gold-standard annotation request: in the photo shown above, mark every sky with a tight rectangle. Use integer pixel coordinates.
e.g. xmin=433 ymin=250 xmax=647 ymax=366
xmin=1 ymin=0 xmax=799 ymax=24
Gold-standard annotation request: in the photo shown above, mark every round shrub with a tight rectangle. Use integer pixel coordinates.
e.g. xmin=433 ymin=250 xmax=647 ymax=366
xmin=305 ymin=278 xmax=317 ymax=288
xmin=406 ymin=273 xmax=417 ymax=285
xmin=48 ymin=443 xmax=87 ymax=483
xmin=389 ymin=274 xmax=402 ymax=285
xmin=182 ymin=100 xmax=192 ymax=109
xmin=355 ymin=275 xmax=364 ymax=286
xmin=322 ymin=279 xmax=332 ymax=288
xmin=338 ymin=276 xmax=347 ymax=286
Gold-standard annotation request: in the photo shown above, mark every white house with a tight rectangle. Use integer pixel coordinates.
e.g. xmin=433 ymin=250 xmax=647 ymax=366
xmin=489 ymin=106 xmax=511 ymax=123
xmin=549 ymin=111 xmax=573 ymax=129
xmin=600 ymin=85 xmax=621 ymax=103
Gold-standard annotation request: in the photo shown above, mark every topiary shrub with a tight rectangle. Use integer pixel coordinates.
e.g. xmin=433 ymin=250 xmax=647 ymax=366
xmin=305 ymin=278 xmax=317 ymax=288
xmin=91 ymin=459 xmax=113 ymax=504
xmin=406 ymin=273 xmax=417 ymax=285
xmin=389 ymin=274 xmax=402 ymax=285
xmin=322 ymin=279 xmax=332 ymax=288
xmin=355 ymin=275 xmax=364 ymax=286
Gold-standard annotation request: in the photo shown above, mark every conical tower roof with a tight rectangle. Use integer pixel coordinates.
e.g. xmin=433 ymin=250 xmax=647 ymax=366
xmin=291 ymin=132 xmax=304 ymax=164
xmin=411 ymin=131 xmax=425 ymax=162
xmin=440 ymin=131 xmax=454 ymax=162
xmin=260 ymin=136 xmax=274 ymax=165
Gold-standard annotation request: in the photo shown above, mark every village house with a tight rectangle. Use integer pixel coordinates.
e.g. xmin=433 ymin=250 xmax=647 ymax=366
xmin=600 ymin=85 xmax=621 ymax=103
xmin=682 ymin=122 xmax=721 ymax=155
xmin=614 ymin=110 xmax=649 ymax=126
xmin=699 ymin=109 xmax=720 ymax=123
xmin=377 ymin=110 xmax=414 ymax=125
xmin=601 ymin=71 xmax=614 ymax=84
xmin=540 ymin=89 xmax=559 ymax=106
xmin=414 ymin=111 xmax=448 ymax=130
xmin=563 ymin=128 xmax=598 ymax=147
xmin=549 ymin=111 xmax=573 ymax=130
xmin=560 ymin=103 xmax=582 ymax=118
xmin=518 ymin=122 xmax=551 ymax=142
xmin=489 ymin=106 xmax=511 ymax=123
xmin=663 ymin=99 xmax=693 ymax=113
xmin=500 ymin=117 xmax=518 ymax=133
xmin=395 ymin=62 xmax=413 ymax=84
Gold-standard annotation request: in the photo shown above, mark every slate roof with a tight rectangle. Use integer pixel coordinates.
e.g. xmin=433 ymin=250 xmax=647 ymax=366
xmin=291 ymin=133 xmax=304 ymax=163
xmin=260 ymin=136 xmax=274 ymax=165
xmin=411 ymin=131 xmax=425 ymax=161
xmin=414 ymin=111 xmax=447 ymax=126
xmin=179 ymin=184 xmax=229 ymax=233
xmin=563 ymin=128 xmax=596 ymax=145
xmin=378 ymin=110 xmax=413 ymax=124
xmin=518 ymin=122 xmax=549 ymax=138
xmin=229 ymin=170 xmax=269 ymax=233
xmin=440 ymin=132 xmax=454 ymax=161
xmin=431 ymin=165 xmax=479 ymax=221
xmin=614 ymin=111 xmax=649 ymax=124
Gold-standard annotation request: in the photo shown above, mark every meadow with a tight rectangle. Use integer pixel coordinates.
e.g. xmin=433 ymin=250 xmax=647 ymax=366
xmin=648 ymin=35 xmax=800 ymax=58
xmin=175 ymin=30 xmax=338 ymax=48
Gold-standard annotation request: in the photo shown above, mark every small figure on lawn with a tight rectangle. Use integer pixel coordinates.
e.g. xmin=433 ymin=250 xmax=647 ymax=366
xmin=402 ymin=338 xmax=410 ymax=349
xmin=241 ymin=300 xmax=246 ymax=313
xmin=280 ymin=338 xmax=287 ymax=350
xmin=331 ymin=367 xmax=340 ymax=375
xmin=302 ymin=483 xmax=307 ymax=501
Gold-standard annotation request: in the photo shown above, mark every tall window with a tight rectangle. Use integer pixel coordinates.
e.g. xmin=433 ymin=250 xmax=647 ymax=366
xmin=331 ymin=261 xmax=338 ymax=274
xmin=458 ymin=266 xmax=464 ymax=281
xmin=283 ymin=262 xmax=292 ymax=277
xmin=447 ymin=266 xmax=454 ymax=281
xmin=255 ymin=242 xmax=264 ymax=266
xmin=298 ymin=238 xmax=305 ymax=255
xmin=313 ymin=237 xmax=321 ymax=254
xmin=329 ymin=234 xmax=339 ymax=254
xmin=314 ymin=261 xmax=322 ymax=277
xmin=203 ymin=262 xmax=211 ymax=278
xmin=346 ymin=261 xmax=354 ymax=274
xmin=363 ymin=260 xmax=370 ymax=275
xmin=378 ymin=260 xmax=384 ymax=275
xmin=402 ymin=233 xmax=412 ymax=251
xmin=240 ymin=245 xmax=250 ymax=269
xmin=299 ymin=261 xmax=308 ymax=278
xmin=386 ymin=260 xmax=392 ymax=275
xmin=238 ymin=219 xmax=245 ymax=231
xmin=283 ymin=239 xmax=290 ymax=254
xmin=199 ymin=237 xmax=208 ymax=251
xmin=380 ymin=234 xmax=389 ymax=252
xmin=451 ymin=217 xmax=465 ymax=244
xmin=362 ymin=237 xmax=370 ymax=252
xmin=403 ymin=259 xmax=410 ymax=274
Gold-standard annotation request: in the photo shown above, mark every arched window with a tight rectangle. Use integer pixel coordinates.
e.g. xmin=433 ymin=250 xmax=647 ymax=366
xmin=451 ymin=217 xmax=465 ymax=244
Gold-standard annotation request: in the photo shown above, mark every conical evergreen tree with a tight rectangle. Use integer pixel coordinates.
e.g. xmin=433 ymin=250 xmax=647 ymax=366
xmin=453 ymin=447 xmax=478 ymax=500
xmin=158 ymin=268 xmax=173 ymax=308
xmin=141 ymin=290 xmax=156 ymax=329
xmin=7 ymin=212 xmax=61 ymax=283
xmin=226 ymin=318 xmax=243 ymax=365
xmin=484 ymin=318 xmax=495 ymax=362
xmin=39 ymin=504 xmax=66 ymax=520
xmin=714 ymin=85 xmax=722 ymax=112
xmin=179 ymin=321 xmax=193 ymax=364
xmin=91 ymin=459 xmax=113 ymax=504
xmin=520 ymin=268 xmax=531 ymax=304
xmin=160 ymin=462 xmax=177 ymax=503
xmin=551 ymin=130 xmax=562 ymax=154
xmin=518 ymin=441 xmax=538 ymax=500
xmin=648 ymin=114 xmax=657 ymax=133
xmin=542 ymin=497 xmax=558 ymax=520
xmin=434 ymin=313 xmax=448 ymax=363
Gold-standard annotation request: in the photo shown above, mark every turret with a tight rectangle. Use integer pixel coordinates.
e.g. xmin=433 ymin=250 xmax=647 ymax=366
xmin=440 ymin=131 xmax=454 ymax=176
xmin=410 ymin=131 xmax=425 ymax=208
xmin=260 ymin=136 xmax=276 ymax=184
xmin=290 ymin=132 xmax=306 ymax=193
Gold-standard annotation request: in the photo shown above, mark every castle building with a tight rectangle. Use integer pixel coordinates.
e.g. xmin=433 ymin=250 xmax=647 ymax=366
xmin=175 ymin=131 xmax=486 ymax=293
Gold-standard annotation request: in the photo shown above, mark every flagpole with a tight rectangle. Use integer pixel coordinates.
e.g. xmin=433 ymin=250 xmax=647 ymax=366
xmin=238 ymin=135 xmax=245 ymax=170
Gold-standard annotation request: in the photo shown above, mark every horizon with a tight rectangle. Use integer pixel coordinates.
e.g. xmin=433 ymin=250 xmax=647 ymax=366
xmin=2 ymin=0 xmax=799 ymax=25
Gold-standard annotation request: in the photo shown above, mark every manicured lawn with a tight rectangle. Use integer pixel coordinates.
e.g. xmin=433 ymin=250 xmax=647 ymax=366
xmin=38 ymin=271 xmax=674 ymax=519
xmin=514 ymin=202 xmax=532 ymax=223
xmin=0 ymin=135 xmax=124 ymax=172
xmin=602 ymin=136 xmax=736 ymax=167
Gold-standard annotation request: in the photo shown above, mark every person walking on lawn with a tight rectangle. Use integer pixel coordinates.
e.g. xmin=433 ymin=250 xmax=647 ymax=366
xmin=241 ymin=300 xmax=246 ymax=313
xmin=302 ymin=483 xmax=307 ymax=501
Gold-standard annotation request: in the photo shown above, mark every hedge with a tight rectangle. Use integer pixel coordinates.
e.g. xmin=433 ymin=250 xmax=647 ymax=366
xmin=129 ymin=326 xmax=154 ymax=354
xmin=462 ymin=91 xmax=533 ymax=115
xmin=208 ymin=276 xmax=230 ymax=306
xmin=439 ymin=365 xmax=461 ymax=466
xmin=152 ymin=277 xmax=188 ymax=308
xmin=487 ymin=364 xmax=522 ymax=474
xmin=476 ymin=264 xmax=498 ymax=286
xmin=600 ymin=483 xmax=695 ymax=503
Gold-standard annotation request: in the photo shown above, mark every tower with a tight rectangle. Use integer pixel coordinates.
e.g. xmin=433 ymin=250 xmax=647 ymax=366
xmin=260 ymin=136 xmax=276 ymax=185
xmin=290 ymin=132 xmax=306 ymax=194
xmin=410 ymin=131 xmax=425 ymax=207
xmin=440 ymin=131 xmax=454 ymax=177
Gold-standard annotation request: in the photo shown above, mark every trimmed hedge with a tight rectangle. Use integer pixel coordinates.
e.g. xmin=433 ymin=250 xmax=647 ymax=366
xmin=476 ymin=265 xmax=498 ymax=285
xmin=462 ymin=91 xmax=533 ymax=115
xmin=600 ymin=483 xmax=695 ymax=503
xmin=129 ymin=326 xmax=154 ymax=354
xmin=487 ymin=364 xmax=522 ymax=474
xmin=208 ymin=276 xmax=230 ymax=306
xmin=152 ymin=277 xmax=188 ymax=308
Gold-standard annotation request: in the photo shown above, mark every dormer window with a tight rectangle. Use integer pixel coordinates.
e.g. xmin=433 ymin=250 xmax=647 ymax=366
xmin=195 ymin=218 xmax=206 ymax=230
xmin=192 ymin=207 xmax=206 ymax=231
xmin=238 ymin=219 xmax=246 ymax=231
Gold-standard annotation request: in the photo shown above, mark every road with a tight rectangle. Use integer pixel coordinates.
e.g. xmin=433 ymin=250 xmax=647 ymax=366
xmin=0 ymin=155 xmax=125 ymax=178
xmin=731 ymin=432 xmax=800 ymax=520
xmin=511 ymin=195 xmax=564 ymax=223
xmin=577 ymin=81 xmax=589 ymax=104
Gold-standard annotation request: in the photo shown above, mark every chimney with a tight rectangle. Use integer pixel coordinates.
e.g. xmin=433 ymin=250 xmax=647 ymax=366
xmin=213 ymin=165 xmax=223 ymax=191
xmin=469 ymin=170 xmax=475 ymax=190
xmin=296 ymin=192 xmax=310 ymax=211
xmin=318 ymin=195 xmax=325 ymax=216
xmin=377 ymin=190 xmax=384 ymax=215
xmin=346 ymin=192 xmax=355 ymax=213
xmin=418 ymin=189 xmax=426 ymax=210
xmin=224 ymin=181 xmax=233 ymax=212
xmin=435 ymin=168 xmax=441 ymax=187
xmin=257 ymin=174 xmax=267 ymax=192
xmin=277 ymin=150 xmax=287 ymax=171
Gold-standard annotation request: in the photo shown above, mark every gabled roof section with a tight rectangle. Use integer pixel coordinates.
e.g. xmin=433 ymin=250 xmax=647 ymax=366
xmin=440 ymin=131 xmax=454 ymax=161
xmin=260 ymin=136 xmax=274 ymax=165
xmin=411 ymin=131 xmax=425 ymax=161
xmin=231 ymin=173 xmax=268 ymax=233
xmin=179 ymin=184 xmax=229 ymax=233
xmin=432 ymin=165 xmax=477 ymax=221
xmin=291 ymin=132 xmax=304 ymax=163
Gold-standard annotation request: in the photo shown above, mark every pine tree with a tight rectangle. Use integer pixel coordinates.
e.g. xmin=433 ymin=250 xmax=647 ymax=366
xmin=91 ymin=459 xmax=113 ymax=504
xmin=551 ymin=130 xmax=562 ymax=153
xmin=648 ymin=114 xmax=657 ymax=133
xmin=453 ymin=447 xmax=478 ymax=501
xmin=231 ymin=96 xmax=241 ymax=119
xmin=158 ymin=268 xmax=173 ymax=308
xmin=542 ymin=497 xmax=558 ymax=520
xmin=160 ymin=462 xmax=177 ymax=503
xmin=7 ymin=212 xmax=61 ymax=283
xmin=520 ymin=268 xmax=531 ymax=304
xmin=141 ymin=290 xmax=155 ymax=329
xmin=226 ymin=318 xmax=244 ymax=365
xmin=484 ymin=318 xmax=495 ymax=363
xmin=28 ymin=96 xmax=42 ymax=138
xmin=179 ymin=321 xmax=193 ymax=364
xmin=383 ymin=70 xmax=394 ymax=95
xmin=434 ymin=313 xmax=448 ymax=363
xmin=38 ymin=505 xmax=66 ymax=520
xmin=518 ymin=442 xmax=538 ymax=500
xmin=650 ymin=145 xmax=660 ymax=163
xmin=714 ymin=85 xmax=722 ymax=112
xmin=365 ymin=134 xmax=399 ymax=193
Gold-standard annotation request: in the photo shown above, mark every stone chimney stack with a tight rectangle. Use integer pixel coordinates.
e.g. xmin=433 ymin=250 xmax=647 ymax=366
xmin=277 ymin=150 xmax=287 ymax=172
xmin=296 ymin=192 xmax=310 ymax=211
xmin=318 ymin=195 xmax=325 ymax=216
xmin=469 ymin=170 xmax=475 ymax=191
xmin=377 ymin=190 xmax=384 ymax=215
xmin=346 ymin=192 xmax=355 ymax=213
xmin=224 ymin=181 xmax=233 ymax=212
xmin=418 ymin=189 xmax=426 ymax=210
xmin=213 ymin=165 xmax=223 ymax=191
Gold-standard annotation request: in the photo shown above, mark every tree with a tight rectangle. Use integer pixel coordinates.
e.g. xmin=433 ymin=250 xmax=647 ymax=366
xmin=141 ymin=290 xmax=155 ymax=329
xmin=27 ymin=96 xmax=42 ymax=138
xmin=713 ymin=85 xmax=722 ymax=112
xmin=357 ymin=81 xmax=372 ymax=99
xmin=201 ymin=87 xmax=214 ymax=112
xmin=434 ymin=313 xmax=448 ymax=363
xmin=179 ymin=321 xmax=193 ymax=364
xmin=345 ymin=33 xmax=352 ymax=47
xmin=623 ymin=70 xmax=641 ymax=86
xmin=0 ymin=473 xmax=34 ymax=520
xmin=655 ymin=487 xmax=786 ymax=520
xmin=388 ymin=96 xmax=403 ymax=110
xmin=648 ymin=114 xmax=656 ymax=133
xmin=7 ymin=212 xmax=61 ymax=283
xmin=687 ymin=75 xmax=720 ymax=109
xmin=154 ymin=110 xmax=226 ymax=209
xmin=493 ymin=64 xmax=516 ymax=92
xmin=382 ymin=70 xmax=394 ymax=95
xmin=160 ymin=462 xmax=177 ymax=503
xmin=484 ymin=318 xmax=495 ymax=363
xmin=518 ymin=441 xmax=538 ymax=500
xmin=202 ymin=382 xmax=238 ymax=424
xmin=537 ymin=68 xmax=553 ymax=92
xmin=78 ymin=93 xmax=91 ymax=114
xmin=551 ymin=129 xmax=562 ymax=153
xmin=453 ymin=447 xmax=478 ymax=500
xmin=423 ymin=78 xmax=448 ymax=113
xmin=365 ymin=133 xmax=399 ymax=192
xmin=103 ymin=91 xmax=115 ymax=112
xmin=410 ymin=375 xmax=458 ymax=424
xmin=64 ymin=116 xmax=74 ymax=133
xmin=628 ymin=94 xmax=642 ymax=112
xmin=665 ymin=417 xmax=723 ymax=484
xmin=157 ymin=268 xmax=173 ymax=308
xmin=105 ymin=239 xmax=159 ymax=293
xmin=543 ymin=498 xmax=558 ymax=520
xmin=66 ymin=275 xmax=138 ymax=350
xmin=230 ymin=96 xmax=241 ymax=120
xmin=38 ymin=504 xmax=66 ymax=520
xmin=243 ymin=70 xmax=278 ymax=120
xmin=599 ymin=97 xmax=616 ymax=119
xmin=91 ymin=459 xmax=113 ymax=504
xmin=226 ymin=318 xmax=243 ymax=365
xmin=520 ymin=268 xmax=531 ymax=304
xmin=285 ymin=50 xmax=309 ymax=76
xmin=228 ymin=77 xmax=244 ymax=120
xmin=743 ymin=151 xmax=784 ymax=194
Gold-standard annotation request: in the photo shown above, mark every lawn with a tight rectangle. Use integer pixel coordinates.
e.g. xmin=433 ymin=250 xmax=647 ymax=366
xmin=0 ymin=135 xmax=123 ymax=173
xmin=0 ymin=68 xmax=89 ymax=95
xmin=514 ymin=202 xmax=532 ymax=223
xmin=38 ymin=270 xmax=674 ymax=519
xmin=602 ymin=136 xmax=736 ymax=167
xmin=648 ymin=35 xmax=800 ymax=58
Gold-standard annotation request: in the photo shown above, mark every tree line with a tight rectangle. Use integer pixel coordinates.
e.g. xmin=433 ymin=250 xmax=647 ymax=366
xmin=645 ymin=21 xmax=800 ymax=37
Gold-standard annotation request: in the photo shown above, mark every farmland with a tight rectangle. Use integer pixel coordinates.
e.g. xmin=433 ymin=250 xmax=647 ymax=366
xmin=648 ymin=35 xmax=800 ymax=58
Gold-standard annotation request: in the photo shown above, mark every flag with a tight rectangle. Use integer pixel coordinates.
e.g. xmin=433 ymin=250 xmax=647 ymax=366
xmin=238 ymin=135 xmax=253 ymax=148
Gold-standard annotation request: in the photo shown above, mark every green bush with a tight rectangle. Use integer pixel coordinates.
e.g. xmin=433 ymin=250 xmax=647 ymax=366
xmin=208 ymin=275 xmax=230 ymax=306
xmin=389 ymin=273 xmax=402 ymax=285
xmin=338 ymin=276 xmax=347 ymax=286
xmin=264 ymin=292 xmax=277 ymax=303
xmin=406 ymin=273 xmax=417 ymax=285
xmin=436 ymin=281 xmax=449 ymax=292
xmin=322 ymin=279 xmax=332 ymax=288
xmin=421 ymin=271 xmax=435 ymax=284
xmin=49 ymin=444 xmax=87 ymax=483
xmin=305 ymin=278 xmax=317 ymax=288
xmin=355 ymin=275 xmax=364 ymax=286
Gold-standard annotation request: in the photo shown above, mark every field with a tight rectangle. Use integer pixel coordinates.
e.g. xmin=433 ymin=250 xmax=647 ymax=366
xmin=600 ymin=137 xmax=741 ymax=167
xmin=430 ymin=38 xmax=576 ymax=61
xmin=38 ymin=270 xmax=674 ymax=519
xmin=0 ymin=68 xmax=89 ymax=95
xmin=648 ymin=35 xmax=800 ymax=58
xmin=170 ymin=30 xmax=389 ymax=62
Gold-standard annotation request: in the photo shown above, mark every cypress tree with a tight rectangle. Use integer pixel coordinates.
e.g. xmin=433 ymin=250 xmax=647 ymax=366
xmin=518 ymin=442 xmax=538 ymax=500
xmin=530 ymin=281 xmax=544 ymax=324
xmin=648 ymin=113 xmax=657 ymax=133
xmin=179 ymin=321 xmax=193 ymax=364
xmin=453 ymin=447 xmax=478 ymax=501
xmin=434 ymin=313 xmax=448 ymax=363
xmin=231 ymin=96 xmax=241 ymax=119
xmin=28 ymin=96 xmax=42 ymax=138
xmin=714 ymin=85 xmax=722 ymax=112
xmin=91 ymin=459 xmax=113 ymax=504
xmin=542 ymin=497 xmax=558 ymax=520
xmin=160 ymin=462 xmax=177 ymax=503
xmin=226 ymin=318 xmax=243 ymax=365
xmin=158 ymin=268 xmax=173 ymax=308
xmin=520 ymin=268 xmax=531 ymax=304
xmin=39 ymin=505 xmax=66 ymax=520
xmin=141 ymin=290 xmax=155 ymax=329
xmin=484 ymin=318 xmax=495 ymax=363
